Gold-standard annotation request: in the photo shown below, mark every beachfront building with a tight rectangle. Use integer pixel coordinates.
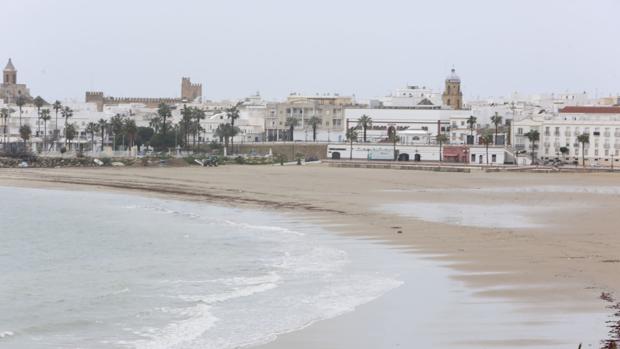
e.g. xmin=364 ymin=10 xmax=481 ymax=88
xmin=512 ymin=106 xmax=620 ymax=166
xmin=265 ymin=93 xmax=356 ymax=142
xmin=343 ymin=108 xmax=468 ymax=144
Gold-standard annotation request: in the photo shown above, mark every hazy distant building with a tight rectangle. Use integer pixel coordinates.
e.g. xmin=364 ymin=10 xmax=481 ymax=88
xmin=1 ymin=58 xmax=32 ymax=104
xmin=442 ymin=68 xmax=463 ymax=110
xmin=380 ymin=85 xmax=442 ymax=109
xmin=86 ymin=77 xmax=202 ymax=111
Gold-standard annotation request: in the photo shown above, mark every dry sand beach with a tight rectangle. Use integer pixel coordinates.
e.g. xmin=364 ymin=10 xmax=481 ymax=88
xmin=2 ymin=164 xmax=619 ymax=348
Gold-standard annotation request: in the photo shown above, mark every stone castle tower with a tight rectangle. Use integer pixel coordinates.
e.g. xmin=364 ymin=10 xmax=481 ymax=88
xmin=181 ymin=77 xmax=202 ymax=102
xmin=442 ymin=68 xmax=463 ymax=110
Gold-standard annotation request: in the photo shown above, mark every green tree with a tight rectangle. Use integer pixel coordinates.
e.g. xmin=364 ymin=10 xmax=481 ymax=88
xmin=0 ymin=108 xmax=10 ymax=143
xmin=40 ymin=109 xmax=51 ymax=151
xmin=577 ymin=133 xmax=590 ymax=167
xmin=149 ymin=115 xmax=163 ymax=133
xmin=19 ymin=124 xmax=31 ymax=147
xmin=52 ymin=100 xmax=62 ymax=132
xmin=157 ymin=103 xmax=171 ymax=137
xmin=480 ymin=132 xmax=494 ymax=165
xmin=61 ymin=106 xmax=73 ymax=138
xmin=345 ymin=127 xmax=358 ymax=160
xmin=285 ymin=117 xmax=299 ymax=142
xmin=33 ymin=96 xmax=45 ymax=135
xmin=436 ymin=133 xmax=449 ymax=162
xmin=490 ymin=112 xmax=502 ymax=145
xmin=97 ymin=118 xmax=108 ymax=151
xmin=85 ymin=122 xmax=99 ymax=152
xmin=65 ymin=123 xmax=77 ymax=148
xmin=16 ymin=95 xmax=26 ymax=127
xmin=110 ymin=114 xmax=125 ymax=150
xmin=226 ymin=102 xmax=242 ymax=153
xmin=306 ymin=116 xmax=322 ymax=142
xmin=388 ymin=131 xmax=400 ymax=161
xmin=559 ymin=146 xmax=569 ymax=161
xmin=136 ymin=127 xmax=155 ymax=151
xmin=467 ymin=115 xmax=477 ymax=140
xmin=191 ymin=107 xmax=205 ymax=149
xmin=123 ymin=119 xmax=138 ymax=149
xmin=357 ymin=114 xmax=372 ymax=143
xmin=524 ymin=129 xmax=540 ymax=163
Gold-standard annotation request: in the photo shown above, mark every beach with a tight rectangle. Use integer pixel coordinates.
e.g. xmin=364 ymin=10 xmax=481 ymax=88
xmin=1 ymin=164 xmax=619 ymax=347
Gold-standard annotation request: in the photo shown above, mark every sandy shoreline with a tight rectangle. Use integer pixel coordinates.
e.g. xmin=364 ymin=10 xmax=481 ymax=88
xmin=2 ymin=165 xmax=619 ymax=347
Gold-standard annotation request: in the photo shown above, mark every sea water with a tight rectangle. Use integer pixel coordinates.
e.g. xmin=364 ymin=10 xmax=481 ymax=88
xmin=0 ymin=187 xmax=611 ymax=349
xmin=0 ymin=187 xmax=402 ymax=349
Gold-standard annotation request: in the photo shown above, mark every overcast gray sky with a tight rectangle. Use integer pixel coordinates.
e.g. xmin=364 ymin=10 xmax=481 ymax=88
xmin=2 ymin=0 xmax=619 ymax=102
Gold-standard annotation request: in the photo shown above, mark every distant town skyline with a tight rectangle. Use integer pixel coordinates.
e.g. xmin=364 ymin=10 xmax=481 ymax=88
xmin=3 ymin=0 xmax=619 ymax=102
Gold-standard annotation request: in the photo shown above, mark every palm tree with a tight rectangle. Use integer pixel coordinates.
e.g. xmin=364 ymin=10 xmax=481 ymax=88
xmin=388 ymin=131 xmax=400 ymax=161
xmin=285 ymin=117 xmax=299 ymax=142
xmin=110 ymin=114 xmax=125 ymax=150
xmin=467 ymin=115 xmax=477 ymax=143
xmin=524 ymin=129 xmax=540 ymax=164
xmin=33 ymin=96 xmax=45 ymax=135
xmin=61 ymin=106 xmax=73 ymax=139
xmin=97 ymin=118 xmax=108 ymax=151
xmin=123 ymin=119 xmax=138 ymax=149
xmin=19 ymin=124 xmax=31 ymax=148
xmin=157 ymin=103 xmax=171 ymax=137
xmin=306 ymin=116 xmax=321 ymax=142
xmin=65 ymin=123 xmax=77 ymax=149
xmin=149 ymin=115 xmax=162 ymax=133
xmin=345 ymin=127 xmax=358 ymax=160
xmin=52 ymin=101 xmax=62 ymax=144
xmin=480 ymin=132 xmax=494 ymax=165
xmin=191 ymin=107 xmax=205 ymax=149
xmin=0 ymin=108 xmax=10 ymax=143
xmin=357 ymin=114 xmax=373 ymax=143
xmin=85 ymin=122 xmax=99 ymax=152
xmin=226 ymin=101 xmax=242 ymax=153
xmin=214 ymin=124 xmax=228 ymax=151
xmin=40 ymin=109 xmax=51 ymax=151
xmin=490 ymin=112 xmax=502 ymax=145
xmin=16 ymin=95 xmax=25 ymax=127
xmin=436 ymin=133 xmax=449 ymax=162
xmin=577 ymin=133 xmax=590 ymax=167
xmin=180 ymin=105 xmax=193 ymax=149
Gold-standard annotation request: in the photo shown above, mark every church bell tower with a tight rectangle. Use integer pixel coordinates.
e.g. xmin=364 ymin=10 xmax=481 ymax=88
xmin=442 ymin=68 xmax=463 ymax=110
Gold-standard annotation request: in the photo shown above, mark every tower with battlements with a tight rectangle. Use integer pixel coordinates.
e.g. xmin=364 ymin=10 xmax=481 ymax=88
xmin=181 ymin=77 xmax=202 ymax=102
xmin=85 ymin=77 xmax=203 ymax=111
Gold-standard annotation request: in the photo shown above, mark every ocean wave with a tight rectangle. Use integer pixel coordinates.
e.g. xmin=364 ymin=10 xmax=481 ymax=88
xmin=0 ymin=331 xmax=14 ymax=339
xmin=127 ymin=303 xmax=218 ymax=349
xmin=178 ymin=272 xmax=281 ymax=304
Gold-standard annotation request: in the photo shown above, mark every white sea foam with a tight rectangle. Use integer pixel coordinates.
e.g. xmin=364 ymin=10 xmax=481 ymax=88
xmin=0 ymin=331 xmax=14 ymax=339
xmin=128 ymin=304 xmax=218 ymax=349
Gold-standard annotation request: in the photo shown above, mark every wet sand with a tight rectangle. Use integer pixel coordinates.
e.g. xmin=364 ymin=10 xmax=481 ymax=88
xmin=1 ymin=165 xmax=619 ymax=347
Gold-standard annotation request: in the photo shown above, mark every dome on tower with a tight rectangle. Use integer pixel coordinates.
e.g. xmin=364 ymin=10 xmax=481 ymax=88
xmin=4 ymin=58 xmax=16 ymax=71
xmin=446 ymin=68 xmax=460 ymax=83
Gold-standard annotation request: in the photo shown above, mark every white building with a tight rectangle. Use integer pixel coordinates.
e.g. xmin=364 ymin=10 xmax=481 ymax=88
xmin=344 ymin=108 xmax=470 ymax=144
xmin=512 ymin=106 xmax=620 ymax=166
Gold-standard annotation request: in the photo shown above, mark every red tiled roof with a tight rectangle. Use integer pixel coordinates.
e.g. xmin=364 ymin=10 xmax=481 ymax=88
xmin=559 ymin=106 xmax=620 ymax=114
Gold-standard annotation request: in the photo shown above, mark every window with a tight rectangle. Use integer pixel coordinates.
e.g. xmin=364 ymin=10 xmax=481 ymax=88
xmin=517 ymin=128 xmax=523 ymax=135
xmin=492 ymin=154 xmax=497 ymax=162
